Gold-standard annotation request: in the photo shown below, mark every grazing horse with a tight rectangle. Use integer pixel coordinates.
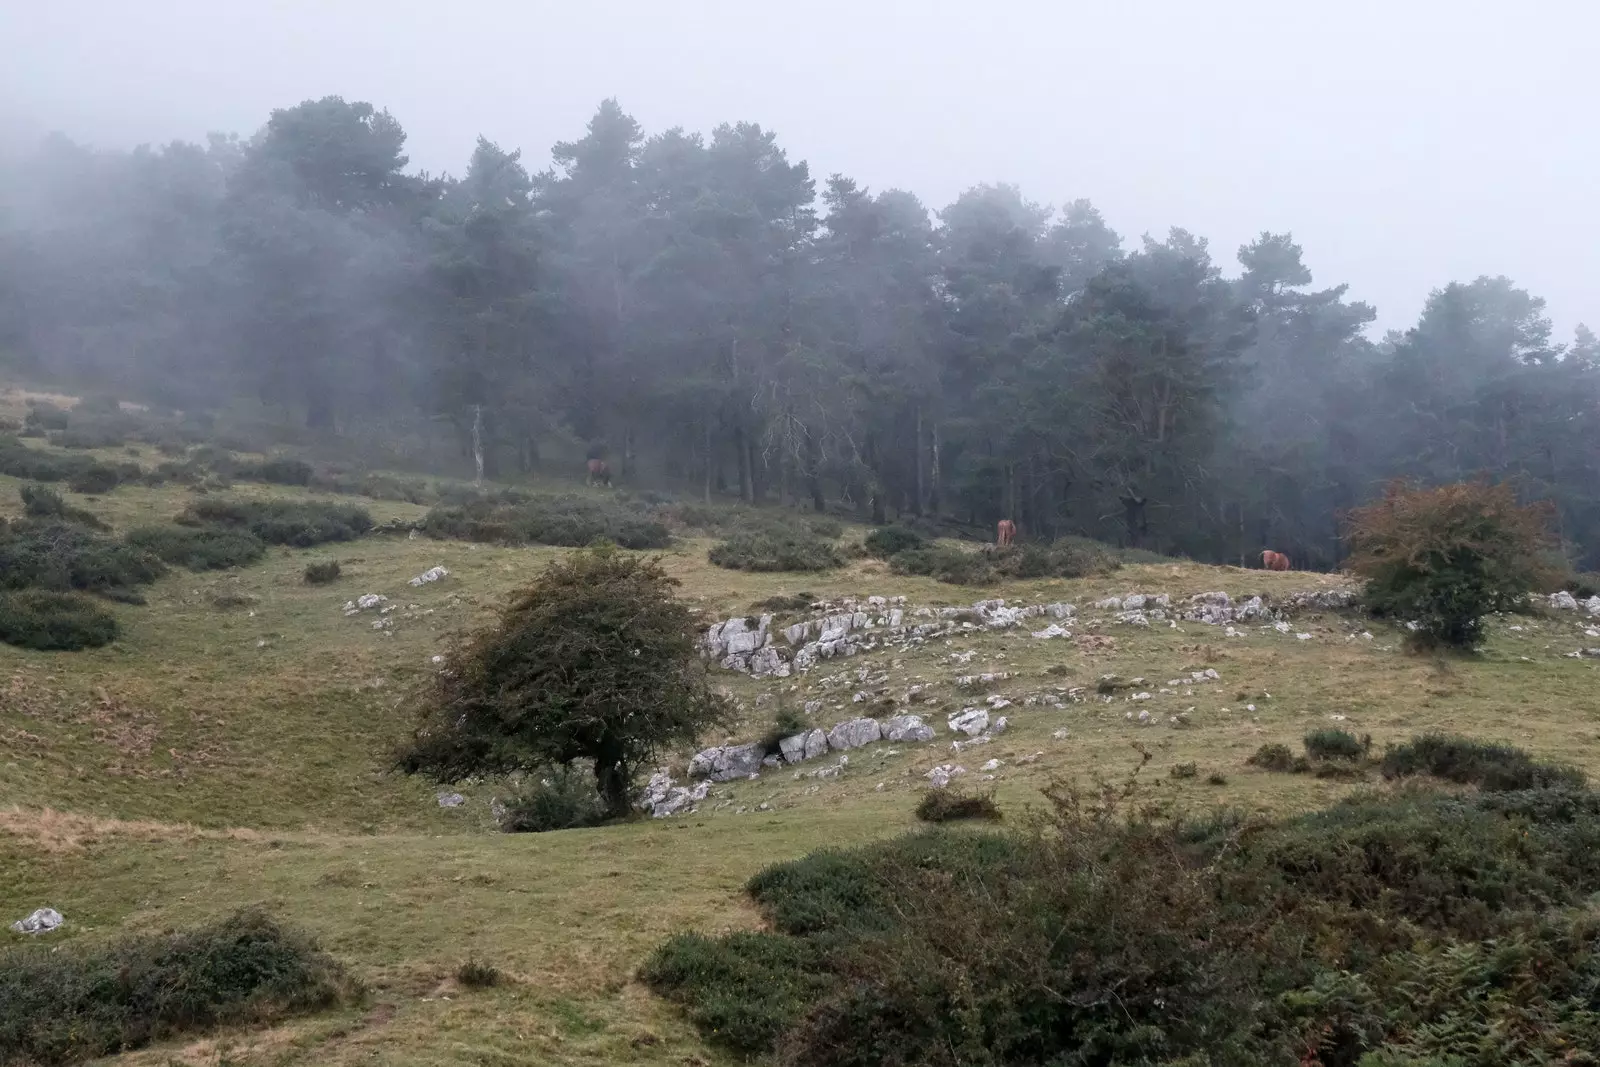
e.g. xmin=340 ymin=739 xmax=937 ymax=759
xmin=1261 ymin=549 xmax=1291 ymax=572
xmin=997 ymin=519 xmax=1017 ymax=548
xmin=586 ymin=458 xmax=611 ymax=488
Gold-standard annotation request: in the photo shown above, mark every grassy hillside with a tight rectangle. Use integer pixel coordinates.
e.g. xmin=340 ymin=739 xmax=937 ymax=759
xmin=3 ymin=397 xmax=1600 ymax=1064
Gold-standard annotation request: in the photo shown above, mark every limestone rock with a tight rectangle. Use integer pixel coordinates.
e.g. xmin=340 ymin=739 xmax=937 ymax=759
xmin=688 ymin=742 xmax=766 ymax=781
xmin=826 ymin=717 xmax=883 ymax=751
xmin=10 ymin=908 xmax=63 ymax=935
xmin=779 ymin=728 xmax=828 ymax=763
xmin=436 ymin=792 xmax=465 ymax=808
xmin=408 ymin=566 xmax=449 ymax=587
xmin=948 ymin=708 xmax=990 ymax=737
xmin=882 ymin=714 xmax=935 ymax=743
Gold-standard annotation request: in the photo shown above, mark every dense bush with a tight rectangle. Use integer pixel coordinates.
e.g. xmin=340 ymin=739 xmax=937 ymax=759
xmin=1246 ymin=742 xmax=1301 ymax=772
xmin=497 ymin=766 xmax=610 ymax=833
xmin=887 ymin=543 xmax=994 ymax=584
xmin=0 ymin=518 xmax=165 ymax=597
xmin=233 ymin=455 xmax=314 ymax=486
xmin=0 ymin=590 xmax=120 ymax=650
xmin=863 ymin=525 xmax=926 ymax=559
xmin=422 ymin=494 xmax=669 ymax=549
xmin=19 ymin=483 xmax=106 ymax=528
xmin=1381 ymin=733 xmax=1586 ymax=792
xmin=22 ymin=403 xmax=69 ymax=432
xmin=0 ymin=909 xmax=353 ymax=1065
xmin=914 ymin=789 xmax=1001 ymax=823
xmin=311 ymin=467 xmax=435 ymax=504
xmin=303 ymin=559 xmax=342 ymax=584
xmin=0 ymin=435 xmax=126 ymax=490
xmin=709 ymin=528 xmax=842 ymax=572
xmin=1346 ymin=479 xmax=1556 ymax=648
xmin=180 ymin=497 xmax=374 ymax=547
xmin=1303 ymin=727 xmax=1369 ymax=762
xmin=65 ymin=464 xmax=122 ymax=494
xmin=125 ymin=524 xmax=266 ymax=570
xmin=455 ymin=959 xmax=503 ymax=989
xmin=889 ymin=536 xmax=1123 ymax=585
xmin=646 ymin=736 xmax=1600 ymax=1064
xmin=400 ymin=550 xmax=731 ymax=818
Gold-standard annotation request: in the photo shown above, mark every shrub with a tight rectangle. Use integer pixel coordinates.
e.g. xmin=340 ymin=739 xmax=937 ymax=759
xmin=709 ymin=529 xmax=842 ymax=572
xmin=0 ymin=909 xmax=353 ymax=1065
xmin=66 ymin=464 xmax=122 ymax=494
xmin=455 ymin=959 xmax=502 ymax=989
xmin=753 ymin=592 xmax=816 ymax=612
xmin=22 ymin=403 xmax=69 ymax=432
xmin=400 ymin=549 xmax=732 ymax=818
xmin=863 ymin=525 xmax=926 ymax=559
xmin=0 ymin=519 xmax=165 ymax=597
xmin=993 ymin=536 xmax=1124 ymax=580
xmin=1381 ymin=733 xmax=1586 ymax=792
xmin=1304 ymin=728 xmax=1369 ymax=762
xmin=760 ymin=705 xmax=811 ymax=755
xmin=0 ymin=435 xmax=124 ymax=490
xmin=124 ymin=525 xmax=266 ymax=570
xmin=1345 ymin=479 xmax=1557 ymax=649
xmin=180 ymin=498 xmax=374 ymax=547
xmin=0 ymin=590 xmax=120 ymax=650
xmin=18 ymin=483 xmax=106 ymax=528
xmin=914 ymin=789 xmax=1001 ymax=822
xmin=422 ymin=494 xmax=669 ymax=549
xmin=233 ymin=455 xmax=314 ymax=486
xmin=641 ymin=933 xmax=831 ymax=1057
xmin=303 ymin=559 xmax=342 ymax=584
xmin=1246 ymin=743 xmax=1300 ymax=772
xmin=888 ymin=543 xmax=994 ymax=585
xmin=497 ymin=766 xmax=610 ymax=833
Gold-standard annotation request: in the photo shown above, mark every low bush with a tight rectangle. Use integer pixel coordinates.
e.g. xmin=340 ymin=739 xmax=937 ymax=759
xmin=0 ymin=909 xmax=354 ymax=1065
xmin=752 ymin=592 xmax=816 ymax=612
xmin=914 ymin=789 xmax=1001 ymax=822
xmin=497 ymin=767 xmax=610 ymax=833
xmin=311 ymin=468 xmax=435 ymax=504
xmin=760 ymin=706 xmax=811 ymax=755
xmin=0 ymin=435 xmax=126 ymax=491
xmin=455 ymin=959 xmax=503 ymax=989
xmin=890 ymin=536 xmax=1124 ymax=585
xmin=0 ymin=518 xmax=165 ymax=597
xmin=1381 ymin=733 xmax=1586 ymax=792
xmin=124 ymin=524 xmax=266 ymax=570
xmin=22 ymin=403 xmax=69 ymax=432
xmin=303 ymin=559 xmax=342 ymax=584
xmin=65 ymin=464 xmax=122 ymax=494
xmin=232 ymin=455 xmax=314 ymax=486
xmin=888 ymin=543 xmax=993 ymax=584
xmin=180 ymin=498 xmax=374 ymax=547
xmin=709 ymin=529 xmax=842 ymax=572
xmin=0 ymin=590 xmax=120 ymax=650
xmin=422 ymin=495 xmax=669 ymax=550
xmin=1303 ymin=728 xmax=1369 ymax=762
xmin=18 ymin=483 xmax=106 ymax=529
xmin=863 ymin=525 xmax=925 ymax=559
xmin=644 ymin=738 xmax=1600 ymax=1065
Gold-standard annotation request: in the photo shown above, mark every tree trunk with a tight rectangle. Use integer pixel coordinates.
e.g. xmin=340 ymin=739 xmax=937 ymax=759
xmin=702 ymin=421 xmax=714 ymax=504
xmin=913 ymin=405 xmax=925 ymax=517
xmin=471 ymin=405 xmax=484 ymax=486
xmin=593 ymin=740 xmax=630 ymax=820
xmin=805 ymin=427 xmax=825 ymax=512
xmin=736 ymin=425 xmax=754 ymax=502
xmin=929 ymin=421 xmax=942 ymax=517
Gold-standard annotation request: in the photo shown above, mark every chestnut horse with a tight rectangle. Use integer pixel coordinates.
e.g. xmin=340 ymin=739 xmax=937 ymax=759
xmin=586 ymin=458 xmax=611 ymax=488
xmin=997 ymin=519 xmax=1017 ymax=547
xmin=1261 ymin=549 xmax=1290 ymax=571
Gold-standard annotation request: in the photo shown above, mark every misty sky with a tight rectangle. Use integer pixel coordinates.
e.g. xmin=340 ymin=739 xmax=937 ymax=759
xmin=3 ymin=0 xmax=1594 ymax=339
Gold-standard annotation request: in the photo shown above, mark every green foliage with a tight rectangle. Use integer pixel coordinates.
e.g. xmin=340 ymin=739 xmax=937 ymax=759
xmin=18 ymin=483 xmax=106 ymax=528
xmin=913 ymin=789 xmax=1001 ymax=822
xmin=232 ymin=455 xmax=314 ymax=486
xmin=0 ymin=518 xmax=165 ymax=597
xmin=66 ymin=464 xmax=122 ymax=494
xmin=0 ymin=909 xmax=354 ymax=1065
xmin=302 ymin=559 xmax=342 ymax=584
xmin=644 ymin=741 xmax=1600 ymax=1064
xmin=0 ymin=589 xmax=120 ymax=650
xmin=1381 ymin=733 xmax=1586 ymax=792
xmin=889 ymin=537 xmax=1123 ymax=585
xmin=180 ymin=498 xmax=374 ymax=547
xmin=863 ymin=525 xmax=926 ymax=559
xmin=1346 ymin=479 xmax=1557 ymax=649
xmin=709 ymin=528 xmax=842 ymax=572
xmin=455 ymin=959 xmax=503 ymax=989
xmin=399 ymin=550 xmax=730 ymax=817
xmin=760 ymin=705 xmax=811 ymax=755
xmin=1304 ymin=728 xmax=1369 ymax=762
xmin=497 ymin=767 xmax=609 ymax=833
xmin=887 ymin=543 xmax=993 ymax=584
xmin=0 ymin=435 xmax=125 ymax=491
xmin=422 ymin=494 xmax=670 ymax=549
xmin=125 ymin=525 xmax=267 ymax=570
xmin=23 ymin=403 xmax=69 ymax=432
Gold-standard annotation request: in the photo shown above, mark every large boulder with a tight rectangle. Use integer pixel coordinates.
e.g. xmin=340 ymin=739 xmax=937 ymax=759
xmin=1551 ymin=591 xmax=1580 ymax=611
xmin=10 ymin=908 xmax=63 ymax=935
xmin=688 ymin=742 xmax=766 ymax=781
xmin=882 ymin=714 xmax=935 ymax=743
xmin=779 ymin=728 xmax=829 ymax=763
xmin=948 ymin=708 xmax=990 ymax=737
xmin=826 ymin=717 xmax=883 ymax=751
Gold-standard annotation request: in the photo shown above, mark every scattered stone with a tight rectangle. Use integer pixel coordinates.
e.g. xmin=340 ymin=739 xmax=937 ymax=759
xmin=639 ymin=770 xmax=710 ymax=817
xmin=925 ymin=763 xmax=967 ymax=788
xmin=437 ymin=792 xmax=465 ymax=808
xmin=1296 ymin=632 xmax=1313 ymax=641
xmin=882 ymin=714 xmax=935 ymax=743
xmin=1052 ymin=728 xmax=1070 ymax=740
xmin=980 ymin=758 xmax=1002 ymax=772
xmin=1550 ymin=591 xmax=1580 ymax=611
xmin=10 ymin=908 xmax=63 ymax=935
xmin=948 ymin=708 xmax=990 ymax=737
xmin=409 ymin=566 xmax=449 ymax=587
xmin=1031 ymin=623 xmax=1071 ymax=639
xmin=688 ymin=742 xmax=766 ymax=781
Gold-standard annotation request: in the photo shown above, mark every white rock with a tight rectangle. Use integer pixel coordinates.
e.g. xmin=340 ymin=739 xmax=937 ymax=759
xmin=980 ymin=758 xmax=1002 ymax=772
xmin=10 ymin=908 xmax=63 ymax=935
xmin=988 ymin=716 xmax=1008 ymax=737
xmin=1550 ymin=591 xmax=1580 ymax=611
xmin=1046 ymin=602 xmax=1077 ymax=619
xmin=408 ymin=566 xmax=449 ymax=587
xmin=1052 ymin=728 xmax=1070 ymax=740
xmin=356 ymin=593 xmax=388 ymax=610
xmin=826 ymin=717 xmax=883 ymax=751
xmin=948 ymin=708 xmax=990 ymax=737
xmin=779 ymin=729 xmax=829 ymax=764
xmin=1031 ymin=623 xmax=1071 ymax=639
xmin=688 ymin=742 xmax=766 ymax=781
xmin=1122 ymin=593 xmax=1147 ymax=610
xmin=437 ymin=792 xmax=465 ymax=808
xmin=1296 ymin=632 xmax=1313 ymax=641
xmin=1095 ymin=596 xmax=1123 ymax=610
xmin=882 ymin=714 xmax=935 ymax=743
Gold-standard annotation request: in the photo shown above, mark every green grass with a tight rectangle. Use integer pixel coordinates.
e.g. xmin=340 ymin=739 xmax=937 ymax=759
xmin=4 ymin=406 xmax=1600 ymax=1064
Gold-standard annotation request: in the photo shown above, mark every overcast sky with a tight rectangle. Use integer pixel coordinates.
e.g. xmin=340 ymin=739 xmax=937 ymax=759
xmin=3 ymin=0 xmax=1594 ymax=338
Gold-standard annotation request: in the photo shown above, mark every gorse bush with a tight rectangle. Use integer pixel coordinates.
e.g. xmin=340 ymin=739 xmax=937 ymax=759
xmin=124 ymin=524 xmax=266 ymax=570
xmin=303 ymin=559 xmax=342 ymax=584
xmin=496 ymin=766 xmax=610 ymax=833
xmin=0 ymin=909 xmax=354 ymax=1065
xmin=914 ymin=789 xmax=1001 ymax=823
xmin=1381 ymin=733 xmax=1586 ymax=792
xmin=400 ymin=549 xmax=730 ymax=818
xmin=0 ymin=435 xmax=126 ymax=491
xmin=862 ymin=525 xmax=925 ymax=559
xmin=1303 ymin=727 xmax=1369 ymax=761
xmin=232 ymin=455 xmax=314 ymax=486
xmin=1346 ymin=479 xmax=1556 ymax=649
xmin=19 ymin=483 xmax=106 ymax=529
xmin=708 ymin=528 xmax=842 ymax=572
xmin=455 ymin=959 xmax=502 ymax=989
xmin=422 ymin=494 xmax=670 ymax=549
xmin=23 ymin=403 xmax=70 ymax=432
xmin=0 ymin=518 xmax=165 ymax=598
xmin=0 ymin=590 xmax=120 ymax=650
xmin=889 ymin=536 xmax=1123 ymax=585
xmin=645 ymin=735 xmax=1600 ymax=1065
xmin=180 ymin=497 xmax=374 ymax=547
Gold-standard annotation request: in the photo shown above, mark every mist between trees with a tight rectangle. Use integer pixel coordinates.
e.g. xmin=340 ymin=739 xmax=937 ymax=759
xmin=2 ymin=97 xmax=1596 ymax=570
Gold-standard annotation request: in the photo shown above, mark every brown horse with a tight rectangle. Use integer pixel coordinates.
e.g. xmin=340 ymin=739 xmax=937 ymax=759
xmin=586 ymin=458 xmax=611 ymax=487
xmin=1261 ymin=549 xmax=1290 ymax=571
xmin=997 ymin=519 xmax=1017 ymax=548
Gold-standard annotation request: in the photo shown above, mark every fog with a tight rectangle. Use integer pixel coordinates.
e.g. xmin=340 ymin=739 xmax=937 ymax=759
xmin=2 ymin=0 xmax=1598 ymax=570
xmin=5 ymin=0 xmax=1594 ymax=335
